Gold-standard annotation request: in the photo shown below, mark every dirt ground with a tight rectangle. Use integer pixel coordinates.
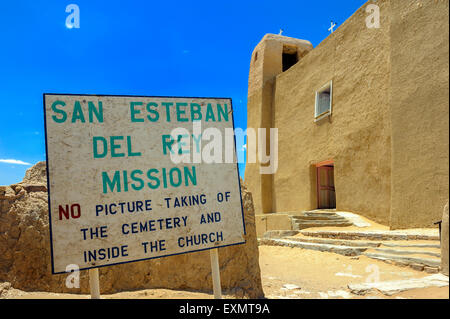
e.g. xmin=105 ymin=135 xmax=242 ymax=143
xmin=1 ymin=245 xmax=448 ymax=299
xmin=258 ymin=245 xmax=448 ymax=299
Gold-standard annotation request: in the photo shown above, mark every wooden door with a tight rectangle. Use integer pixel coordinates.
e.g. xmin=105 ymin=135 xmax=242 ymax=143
xmin=317 ymin=165 xmax=336 ymax=209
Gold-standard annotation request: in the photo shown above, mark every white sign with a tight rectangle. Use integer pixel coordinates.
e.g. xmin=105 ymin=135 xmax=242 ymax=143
xmin=43 ymin=94 xmax=245 ymax=274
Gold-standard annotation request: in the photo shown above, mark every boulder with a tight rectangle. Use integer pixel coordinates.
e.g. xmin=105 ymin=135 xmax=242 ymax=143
xmin=21 ymin=161 xmax=47 ymax=185
xmin=0 ymin=162 xmax=264 ymax=298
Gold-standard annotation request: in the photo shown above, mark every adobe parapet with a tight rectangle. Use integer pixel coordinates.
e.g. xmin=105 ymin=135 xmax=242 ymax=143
xmin=248 ymin=34 xmax=313 ymax=97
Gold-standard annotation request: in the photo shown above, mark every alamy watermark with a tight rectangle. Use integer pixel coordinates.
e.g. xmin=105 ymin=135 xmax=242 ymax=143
xmin=65 ymin=4 xmax=80 ymax=29
xmin=65 ymin=264 xmax=80 ymax=288
xmin=166 ymin=122 xmax=278 ymax=174
xmin=365 ymin=3 xmax=380 ymax=29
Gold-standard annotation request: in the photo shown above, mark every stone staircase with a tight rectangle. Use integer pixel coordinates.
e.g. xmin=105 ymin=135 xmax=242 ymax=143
xmin=259 ymin=229 xmax=442 ymax=273
xmin=290 ymin=210 xmax=353 ymax=230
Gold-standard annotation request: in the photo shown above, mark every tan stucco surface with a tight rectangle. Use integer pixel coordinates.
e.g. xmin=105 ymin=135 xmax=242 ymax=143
xmin=246 ymin=34 xmax=313 ymax=215
xmin=272 ymin=0 xmax=392 ymax=224
xmin=389 ymin=0 xmax=449 ymax=228
xmin=255 ymin=213 xmax=292 ymax=237
xmin=247 ymin=1 xmax=392 ymax=224
xmin=245 ymin=0 xmax=449 ymax=229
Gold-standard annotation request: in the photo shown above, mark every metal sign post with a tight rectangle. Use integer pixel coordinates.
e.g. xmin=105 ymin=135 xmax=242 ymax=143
xmin=89 ymin=268 xmax=100 ymax=299
xmin=209 ymin=248 xmax=222 ymax=299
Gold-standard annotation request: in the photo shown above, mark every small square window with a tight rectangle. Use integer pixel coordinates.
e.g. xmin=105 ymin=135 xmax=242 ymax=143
xmin=315 ymin=80 xmax=332 ymax=121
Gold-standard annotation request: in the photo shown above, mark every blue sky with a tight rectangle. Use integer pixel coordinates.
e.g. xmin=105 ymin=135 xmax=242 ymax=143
xmin=0 ymin=0 xmax=367 ymax=185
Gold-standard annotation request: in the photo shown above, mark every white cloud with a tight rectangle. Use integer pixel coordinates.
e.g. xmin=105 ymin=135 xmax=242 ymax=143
xmin=0 ymin=159 xmax=32 ymax=165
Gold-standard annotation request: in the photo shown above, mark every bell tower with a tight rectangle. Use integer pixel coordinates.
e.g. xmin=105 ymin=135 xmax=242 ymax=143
xmin=245 ymin=34 xmax=313 ymax=214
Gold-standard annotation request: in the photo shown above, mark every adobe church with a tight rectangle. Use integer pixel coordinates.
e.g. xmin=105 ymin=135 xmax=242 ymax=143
xmin=245 ymin=0 xmax=449 ymax=229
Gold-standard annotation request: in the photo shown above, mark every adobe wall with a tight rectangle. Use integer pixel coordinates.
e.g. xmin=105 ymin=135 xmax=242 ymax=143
xmin=270 ymin=0 xmax=392 ymax=224
xmin=389 ymin=0 xmax=449 ymax=229
xmin=0 ymin=162 xmax=264 ymax=298
xmin=246 ymin=34 xmax=313 ymax=214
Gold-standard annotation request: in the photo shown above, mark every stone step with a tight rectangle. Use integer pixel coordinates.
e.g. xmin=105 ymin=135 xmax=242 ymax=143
xmin=261 ymin=229 xmax=441 ymax=272
xmin=293 ymin=220 xmax=353 ymax=230
xmin=290 ymin=211 xmax=354 ymax=230
xmin=300 ymin=230 xmax=439 ymax=241
xmin=295 ymin=220 xmax=351 ymax=225
xmin=372 ymin=247 xmax=441 ymax=258
xmin=259 ymin=236 xmax=442 ymax=272
xmin=284 ymin=236 xmax=381 ymax=248
xmin=291 ymin=214 xmax=346 ymax=221
xmin=272 ymin=236 xmax=440 ymax=257
xmin=264 ymin=231 xmax=440 ymax=249
xmin=258 ymin=238 xmax=367 ymax=256
xmin=262 ymin=230 xmax=300 ymax=238
xmin=381 ymin=242 xmax=440 ymax=249
xmin=292 ymin=236 xmax=441 ymax=250
xmin=303 ymin=210 xmax=337 ymax=216
xmin=363 ymin=252 xmax=441 ymax=268
xmin=267 ymin=235 xmax=440 ymax=256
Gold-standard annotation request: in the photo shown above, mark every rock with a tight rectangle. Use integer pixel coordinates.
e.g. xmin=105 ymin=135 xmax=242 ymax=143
xmin=0 ymin=163 xmax=264 ymax=298
xmin=230 ymin=287 xmax=245 ymax=298
xmin=282 ymin=283 xmax=300 ymax=290
xmin=424 ymin=266 xmax=439 ymax=274
xmin=410 ymin=264 xmax=424 ymax=271
xmin=21 ymin=161 xmax=47 ymax=185
xmin=19 ymin=184 xmax=47 ymax=192
xmin=0 ymin=282 xmax=11 ymax=297
xmin=0 ymin=185 xmax=25 ymax=201
xmin=348 ymin=274 xmax=449 ymax=296
xmin=441 ymin=201 xmax=449 ymax=276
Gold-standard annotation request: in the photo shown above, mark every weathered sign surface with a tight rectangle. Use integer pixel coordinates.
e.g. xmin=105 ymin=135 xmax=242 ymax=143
xmin=43 ymin=94 xmax=245 ymax=274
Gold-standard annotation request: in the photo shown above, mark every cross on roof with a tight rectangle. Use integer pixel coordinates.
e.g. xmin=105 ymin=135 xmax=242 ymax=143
xmin=328 ymin=21 xmax=337 ymax=33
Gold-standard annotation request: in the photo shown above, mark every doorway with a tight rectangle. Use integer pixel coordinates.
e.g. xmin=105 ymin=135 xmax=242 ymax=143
xmin=316 ymin=161 xmax=336 ymax=209
xmin=282 ymin=45 xmax=298 ymax=72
